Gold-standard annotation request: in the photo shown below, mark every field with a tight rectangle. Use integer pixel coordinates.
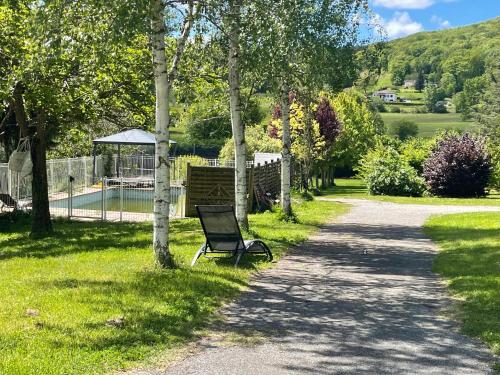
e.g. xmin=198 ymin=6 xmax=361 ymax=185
xmin=381 ymin=112 xmax=477 ymax=138
xmin=0 ymin=199 xmax=347 ymax=375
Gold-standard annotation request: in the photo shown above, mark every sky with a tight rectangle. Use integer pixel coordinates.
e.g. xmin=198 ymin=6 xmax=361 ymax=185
xmin=369 ymin=0 xmax=500 ymax=39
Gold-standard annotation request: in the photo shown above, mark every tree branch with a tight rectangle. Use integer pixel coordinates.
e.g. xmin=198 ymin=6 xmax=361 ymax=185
xmin=168 ymin=0 xmax=199 ymax=84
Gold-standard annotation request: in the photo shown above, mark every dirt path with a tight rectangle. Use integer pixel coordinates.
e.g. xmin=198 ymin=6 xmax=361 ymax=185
xmin=154 ymin=200 xmax=500 ymax=374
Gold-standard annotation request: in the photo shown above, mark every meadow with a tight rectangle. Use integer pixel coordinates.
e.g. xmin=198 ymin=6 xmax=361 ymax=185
xmin=380 ymin=112 xmax=477 ymax=138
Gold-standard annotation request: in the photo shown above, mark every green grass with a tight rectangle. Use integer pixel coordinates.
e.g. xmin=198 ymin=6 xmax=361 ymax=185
xmin=323 ymin=178 xmax=500 ymax=206
xmin=395 ymin=89 xmax=425 ymax=100
xmin=424 ymin=212 xmax=500 ymax=370
xmin=0 ymin=199 xmax=347 ymax=375
xmin=380 ymin=112 xmax=477 ymax=138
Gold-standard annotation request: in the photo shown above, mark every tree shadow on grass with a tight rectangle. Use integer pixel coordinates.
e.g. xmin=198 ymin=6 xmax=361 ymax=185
xmin=0 ymin=218 xmax=204 ymax=261
xmin=37 ymin=268 xmax=248 ymax=356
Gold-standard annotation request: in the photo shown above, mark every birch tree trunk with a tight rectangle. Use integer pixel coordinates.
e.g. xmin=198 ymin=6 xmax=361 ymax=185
xmin=151 ymin=0 xmax=173 ymax=268
xmin=280 ymin=82 xmax=292 ymax=216
xmin=228 ymin=0 xmax=248 ymax=230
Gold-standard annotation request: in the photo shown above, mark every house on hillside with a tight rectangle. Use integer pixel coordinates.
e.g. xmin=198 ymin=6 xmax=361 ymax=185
xmin=404 ymin=79 xmax=416 ymax=89
xmin=372 ymin=89 xmax=397 ymax=102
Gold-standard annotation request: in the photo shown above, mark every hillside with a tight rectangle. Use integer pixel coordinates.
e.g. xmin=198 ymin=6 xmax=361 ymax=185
xmin=371 ymin=17 xmax=500 ymax=94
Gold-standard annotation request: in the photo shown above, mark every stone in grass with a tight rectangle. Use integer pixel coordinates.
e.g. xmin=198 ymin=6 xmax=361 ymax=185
xmin=26 ymin=308 xmax=39 ymax=317
xmin=106 ymin=316 xmax=125 ymax=328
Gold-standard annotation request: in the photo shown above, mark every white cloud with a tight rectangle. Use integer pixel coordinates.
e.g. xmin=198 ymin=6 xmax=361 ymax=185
xmin=379 ymin=12 xmax=424 ymax=38
xmin=431 ymin=15 xmax=451 ymax=29
xmin=373 ymin=0 xmax=435 ymax=9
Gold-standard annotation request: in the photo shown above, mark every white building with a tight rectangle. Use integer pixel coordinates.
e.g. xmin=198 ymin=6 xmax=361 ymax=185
xmin=404 ymin=79 xmax=416 ymax=89
xmin=372 ymin=90 xmax=397 ymax=102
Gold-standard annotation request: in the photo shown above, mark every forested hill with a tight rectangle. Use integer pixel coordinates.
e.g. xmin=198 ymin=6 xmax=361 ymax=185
xmin=372 ymin=17 xmax=500 ymax=93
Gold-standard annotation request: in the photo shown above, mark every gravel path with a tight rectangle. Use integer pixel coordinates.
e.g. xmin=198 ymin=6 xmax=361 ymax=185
xmin=156 ymin=200 xmax=500 ymax=375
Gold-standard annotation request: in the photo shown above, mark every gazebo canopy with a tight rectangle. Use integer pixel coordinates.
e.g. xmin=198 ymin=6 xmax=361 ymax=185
xmin=93 ymin=129 xmax=177 ymax=146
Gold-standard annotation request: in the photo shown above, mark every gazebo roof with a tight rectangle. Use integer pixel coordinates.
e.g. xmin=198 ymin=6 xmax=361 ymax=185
xmin=93 ymin=129 xmax=177 ymax=145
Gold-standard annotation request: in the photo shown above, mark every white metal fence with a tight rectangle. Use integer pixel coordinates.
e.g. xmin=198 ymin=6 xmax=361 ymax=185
xmin=48 ymin=177 xmax=185 ymax=222
xmin=0 ymin=154 xmax=253 ymax=220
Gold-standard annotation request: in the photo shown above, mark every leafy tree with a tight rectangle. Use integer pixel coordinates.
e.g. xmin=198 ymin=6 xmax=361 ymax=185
xmin=314 ymin=96 xmax=342 ymax=187
xmin=477 ymin=54 xmax=500 ymax=188
xmin=0 ymin=1 xmax=127 ymax=236
xmin=415 ymin=71 xmax=425 ymax=92
xmin=150 ymin=0 xmax=199 ymax=267
xmin=315 ymin=97 xmax=342 ymax=147
xmin=455 ymin=75 xmax=489 ymax=119
xmin=440 ymin=72 xmax=456 ymax=97
xmin=251 ymin=0 xmax=367 ymax=216
xmin=331 ymin=89 xmax=384 ymax=173
xmin=390 ymin=61 xmax=410 ymax=86
xmin=355 ymin=42 xmax=388 ymax=92
xmin=424 ymin=86 xmax=446 ymax=113
xmin=370 ymin=97 xmax=386 ymax=112
xmin=392 ymin=120 xmax=418 ymax=141
xmin=219 ymin=125 xmax=281 ymax=163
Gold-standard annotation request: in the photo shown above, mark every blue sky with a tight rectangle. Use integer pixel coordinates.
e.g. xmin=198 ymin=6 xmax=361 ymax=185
xmin=369 ymin=0 xmax=500 ymax=39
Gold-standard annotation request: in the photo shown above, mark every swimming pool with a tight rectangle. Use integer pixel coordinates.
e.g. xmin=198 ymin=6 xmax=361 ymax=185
xmin=50 ymin=186 xmax=185 ymax=217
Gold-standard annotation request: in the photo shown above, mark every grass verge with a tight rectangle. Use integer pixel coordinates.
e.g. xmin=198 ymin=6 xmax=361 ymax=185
xmin=323 ymin=178 xmax=500 ymax=206
xmin=0 ymin=199 xmax=347 ymax=375
xmin=424 ymin=212 xmax=500 ymax=371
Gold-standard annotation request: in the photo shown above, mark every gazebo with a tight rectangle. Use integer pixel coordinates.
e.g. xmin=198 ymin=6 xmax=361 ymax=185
xmin=92 ymin=129 xmax=177 ymax=182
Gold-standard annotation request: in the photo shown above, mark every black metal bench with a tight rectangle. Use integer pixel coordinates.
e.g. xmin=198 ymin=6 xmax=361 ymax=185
xmin=191 ymin=205 xmax=273 ymax=267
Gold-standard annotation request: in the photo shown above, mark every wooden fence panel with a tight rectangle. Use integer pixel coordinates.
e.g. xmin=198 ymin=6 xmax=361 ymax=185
xmin=184 ymin=160 xmax=281 ymax=217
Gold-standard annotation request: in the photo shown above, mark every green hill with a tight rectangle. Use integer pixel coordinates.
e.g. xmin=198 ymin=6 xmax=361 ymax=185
xmin=371 ymin=17 xmax=500 ymax=93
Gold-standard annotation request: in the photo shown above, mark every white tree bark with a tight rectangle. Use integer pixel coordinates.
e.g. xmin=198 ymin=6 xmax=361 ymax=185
xmin=280 ymin=82 xmax=292 ymax=216
xmin=151 ymin=0 xmax=196 ymax=267
xmin=228 ymin=0 xmax=248 ymax=230
xmin=151 ymin=0 xmax=173 ymax=267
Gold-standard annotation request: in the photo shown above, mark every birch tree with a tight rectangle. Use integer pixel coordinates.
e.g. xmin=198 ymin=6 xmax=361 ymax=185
xmin=151 ymin=0 xmax=198 ymax=267
xmin=226 ymin=0 xmax=248 ymax=230
xmin=251 ymin=0 xmax=368 ymax=217
xmin=199 ymin=0 xmax=250 ymax=229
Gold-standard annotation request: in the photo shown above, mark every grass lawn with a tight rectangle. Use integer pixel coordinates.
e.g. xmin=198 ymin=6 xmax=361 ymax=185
xmin=0 ymin=199 xmax=347 ymax=375
xmin=424 ymin=212 xmax=500 ymax=370
xmin=323 ymin=178 xmax=500 ymax=206
xmin=380 ymin=112 xmax=477 ymax=138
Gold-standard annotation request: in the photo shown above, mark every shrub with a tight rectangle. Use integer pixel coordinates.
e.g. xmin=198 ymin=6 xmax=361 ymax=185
xmin=182 ymin=100 xmax=231 ymax=145
xmin=174 ymin=155 xmax=208 ymax=180
xmin=299 ymin=190 xmax=314 ymax=201
xmin=219 ymin=125 xmax=281 ymax=163
xmin=400 ymin=137 xmax=434 ymax=175
xmin=392 ymin=120 xmax=418 ymax=141
xmin=423 ymin=133 xmax=492 ymax=197
xmin=358 ymin=146 xmax=426 ymax=196
xmin=272 ymin=204 xmax=299 ymax=223
xmin=370 ymin=97 xmax=386 ymax=112
xmin=389 ymin=105 xmax=401 ymax=113
xmin=412 ymin=106 xmax=427 ymax=114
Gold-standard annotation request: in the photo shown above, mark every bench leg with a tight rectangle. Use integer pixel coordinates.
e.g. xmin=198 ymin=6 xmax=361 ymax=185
xmin=261 ymin=242 xmax=273 ymax=262
xmin=234 ymin=249 xmax=247 ymax=267
xmin=191 ymin=243 xmax=207 ymax=267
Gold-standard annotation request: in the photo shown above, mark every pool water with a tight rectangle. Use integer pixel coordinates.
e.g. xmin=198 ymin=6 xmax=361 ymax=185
xmin=50 ymin=187 xmax=185 ymax=216
xmin=75 ymin=197 xmax=153 ymax=213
